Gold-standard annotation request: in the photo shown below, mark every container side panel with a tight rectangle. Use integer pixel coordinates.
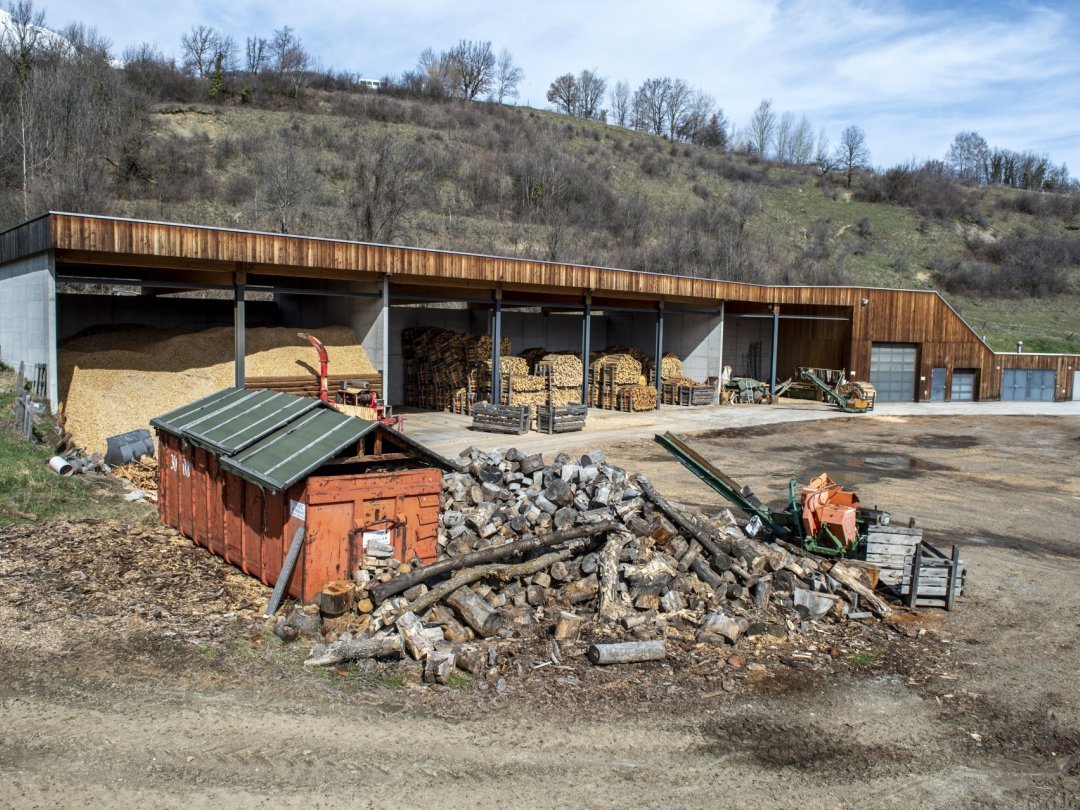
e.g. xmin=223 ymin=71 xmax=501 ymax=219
xmin=302 ymin=500 xmax=354 ymax=601
xmin=242 ymin=482 xmax=265 ymax=584
xmin=178 ymin=446 xmax=195 ymax=541
xmin=207 ymin=453 xmax=226 ymax=557
xmin=223 ymin=470 xmax=245 ymax=570
xmin=263 ymin=491 xmax=288 ymax=586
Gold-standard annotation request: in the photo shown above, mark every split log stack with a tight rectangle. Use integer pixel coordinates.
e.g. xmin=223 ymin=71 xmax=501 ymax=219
xmin=306 ymin=446 xmax=892 ymax=671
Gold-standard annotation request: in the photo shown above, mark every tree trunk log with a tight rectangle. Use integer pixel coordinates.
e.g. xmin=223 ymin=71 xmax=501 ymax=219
xmin=396 ymin=611 xmax=434 ymax=659
xmin=445 ymin=587 xmax=503 ymax=638
xmin=826 ymin=560 xmax=893 ymax=619
xmin=370 ymin=521 xmax=618 ymax=604
xmin=303 ymin=634 xmax=403 ymax=666
xmin=598 ymin=531 xmax=633 ymax=622
xmin=395 ymin=546 xmax=586 ymax=627
xmin=587 ymin=640 xmax=667 ymax=665
xmin=554 ymin=611 xmax=585 ymax=641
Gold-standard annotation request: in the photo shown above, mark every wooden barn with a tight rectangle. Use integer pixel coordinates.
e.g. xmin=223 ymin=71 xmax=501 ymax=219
xmin=1 ymin=211 xmax=1077 ymax=410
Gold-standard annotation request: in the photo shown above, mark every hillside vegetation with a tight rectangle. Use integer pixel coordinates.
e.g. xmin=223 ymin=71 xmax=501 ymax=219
xmin=1 ymin=13 xmax=1078 ymax=352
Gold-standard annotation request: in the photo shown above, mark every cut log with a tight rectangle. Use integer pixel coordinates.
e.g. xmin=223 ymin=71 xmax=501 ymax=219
xmin=395 ymin=545 xmax=590 ymax=623
xmin=370 ymin=521 xmax=619 ymax=604
xmin=554 ymin=611 xmax=585 ymax=641
xmin=826 ymin=560 xmax=893 ymax=619
xmin=303 ymin=634 xmax=403 ymax=666
xmin=587 ymin=640 xmax=667 ymax=665
xmin=446 ymin=587 xmax=504 ymax=638
xmin=316 ymin=580 xmax=355 ymax=617
xmin=396 ymin=611 xmax=434 ymax=660
xmin=560 ymin=573 xmax=599 ymax=604
xmin=598 ymin=530 xmax=633 ymax=622
xmin=423 ymin=651 xmax=456 ymax=684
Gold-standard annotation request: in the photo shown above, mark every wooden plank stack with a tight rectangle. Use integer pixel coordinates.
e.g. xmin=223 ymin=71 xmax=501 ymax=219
xmin=306 ymin=446 xmax=902 ymax=670
xmin=245 ymin=373 xmax=381 ymax=398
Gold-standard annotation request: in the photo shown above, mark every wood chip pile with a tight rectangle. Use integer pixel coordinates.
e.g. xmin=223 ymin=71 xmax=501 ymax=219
xmin=301 ymin=446 xmax=890 ymax=673
xmin=59 ymin=325 xmax=374 ymax=454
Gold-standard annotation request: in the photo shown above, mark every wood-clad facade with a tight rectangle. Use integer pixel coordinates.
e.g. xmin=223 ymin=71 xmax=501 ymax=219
xmin=2 ymin=212 xmax=1078 ymax=402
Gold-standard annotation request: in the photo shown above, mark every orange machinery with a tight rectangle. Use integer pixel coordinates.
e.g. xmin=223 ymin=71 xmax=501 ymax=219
xmin=800 ymin=474 xmax=862 ymax=554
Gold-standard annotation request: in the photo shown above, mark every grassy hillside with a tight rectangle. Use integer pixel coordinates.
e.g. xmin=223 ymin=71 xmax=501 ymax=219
xmin=5 ymin=75 xmax=1079 ymax=352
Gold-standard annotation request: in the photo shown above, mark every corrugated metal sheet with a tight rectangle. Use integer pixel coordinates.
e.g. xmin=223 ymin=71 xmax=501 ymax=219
xmin=221 ymin=407 xmax=370 ymax=492
xmin=180 ymin=390 xmax=320 ymax=454
xmin=152 ymin=388 xmax=451 ymax=494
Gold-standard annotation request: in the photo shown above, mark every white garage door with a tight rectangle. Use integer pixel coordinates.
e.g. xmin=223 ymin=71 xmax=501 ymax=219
xmin=870 ymin=343 xmax=917 ymax=402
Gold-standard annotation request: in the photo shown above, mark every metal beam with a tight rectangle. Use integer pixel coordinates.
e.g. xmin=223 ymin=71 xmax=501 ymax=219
xmin=654 ymin=303 xmax=665 ymax=409
xmin=770 ymin=305 xmax=779 ymax=394
xmin=248 ymin=284 xmax=381 ymax=299
xmin=730 ymin=313 xmax=850 ymax=322
xmin=56 ymin=275 xmax=233 ymax=292
xmin=491 ymin=294 xmax=503 ymax=402
xmin=234 ymin=270 xmax=246 ymax=387
xmin=581 ymin=295 xmax=592 ymax=404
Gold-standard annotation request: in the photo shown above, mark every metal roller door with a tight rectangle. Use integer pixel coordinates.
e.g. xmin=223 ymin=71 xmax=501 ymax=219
xmin=870 ymin=343 xmax=917 ymax=402
xmin=950 ymin=369 xmax=976 ymax=401
xmin=1001 ymin=369 xmax=1055 ymax=401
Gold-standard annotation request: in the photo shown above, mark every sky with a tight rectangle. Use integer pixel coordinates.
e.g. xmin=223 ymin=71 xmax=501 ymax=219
xmin=23 ymin=0 xmax=1080 ymax=173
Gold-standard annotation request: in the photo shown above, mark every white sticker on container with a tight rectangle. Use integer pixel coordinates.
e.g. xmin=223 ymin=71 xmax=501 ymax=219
xmin=290 ymin=500 xmax=307 ymax=522
xmin=170 ymin=455 xmax=178 ymax=471
xmin=182 ymin=458 xmax=190 ymax=477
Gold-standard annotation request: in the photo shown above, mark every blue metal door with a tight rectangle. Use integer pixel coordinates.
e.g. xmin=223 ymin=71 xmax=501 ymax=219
xmin=930 ymin=368 xmax=946 ymax=401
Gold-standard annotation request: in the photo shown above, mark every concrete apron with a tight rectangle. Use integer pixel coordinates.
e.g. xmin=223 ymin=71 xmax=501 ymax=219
xmin=403 ymin=399 xmax=1080 ymax=459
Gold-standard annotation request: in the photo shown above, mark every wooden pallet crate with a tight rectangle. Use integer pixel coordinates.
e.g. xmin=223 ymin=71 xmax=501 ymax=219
xmin=471 ymin=403 xmax=531 ymax=434
xmin=536 ymin=403 xmax=587 ymax=434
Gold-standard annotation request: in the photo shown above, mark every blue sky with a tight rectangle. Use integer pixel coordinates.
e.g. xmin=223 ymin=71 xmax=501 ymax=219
xmin=29 ymin=0 xmax=1080 ymax=173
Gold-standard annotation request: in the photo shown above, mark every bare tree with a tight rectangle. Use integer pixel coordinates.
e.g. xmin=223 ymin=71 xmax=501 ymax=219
xmin=270 ymin=26 xmax=310 ymax=98
xmin=245 ymin=36 xmax=267 ymax=75
xmin=343 ymin=133 xmax=428 ymax=242
xmin=180 ymin=24 xmax=220 ymax=78
xmin=774 ymin=110 xmax=795 ymax=163
xmin=546 ymin=72 xmax=578 ymax=115
xmin=609 ymin=80 xmax=631 ymax=127
xmin=636 ymin=77 xmax=671 ymax=136
xmin=665 ymin=78 xmax=691 ymax=140
xmin=946 ymin=130 xmax=989 ymax=183
xmin=747 ymin=98 xmax=776 ymax=157
xmin=447 ymin=39 xmax=494 ymax=100
xmin=814 ymin=128 xmax=832 ymax=175
xmin=415 ymin=47 xmax=454 ymax=97
xmin=577 ymin=69 xmax=606 ymax=119
xmin=258 ymin=126 xmax=313 ymax=233
xmin=791 ymin=114 xmax=814 ymax=165
xmin=492 ymin=48 xmax=522 ymax=104
xmin=1 ymin=0 xmax=45 ymax=217
xmin=834 ymin=124 xmax=870 ymax=186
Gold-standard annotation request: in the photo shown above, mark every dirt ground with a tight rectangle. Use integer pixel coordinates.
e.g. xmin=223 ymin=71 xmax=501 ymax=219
xmin=1 ymin=414 xmax=1078 ymax=808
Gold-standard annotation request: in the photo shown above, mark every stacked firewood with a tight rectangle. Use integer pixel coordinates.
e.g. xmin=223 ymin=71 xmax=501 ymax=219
xmin=305 ymin=447 xmax=890 ymax=672
xmin=590 ymin=352 xmax=644 ymax=385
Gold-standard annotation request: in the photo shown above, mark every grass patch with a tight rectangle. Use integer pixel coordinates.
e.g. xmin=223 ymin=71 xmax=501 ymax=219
xmin=843 ymin=649 xmax=883 ymax=666
xmin=379 ymin=672 xmax=408 ymax=689
xmin=0 ymin=372 xmax=149 ymax=527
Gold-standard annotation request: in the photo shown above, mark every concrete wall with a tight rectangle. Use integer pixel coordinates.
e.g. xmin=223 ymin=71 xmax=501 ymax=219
xmin=275 ymin=280 xmax=387 ymax=384
xmin=57 ymin=295 xmax=278 ymax=340
xmin=607 ymin=309 xmax=724 ymax=382
xmin=723 ymin=316 xmax=774 ymax=380
xmin=0 ymin=252 xmax=57 ymax=407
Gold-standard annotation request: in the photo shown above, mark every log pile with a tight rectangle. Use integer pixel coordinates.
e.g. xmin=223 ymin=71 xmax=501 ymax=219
xmin=305 ymin=446 xmax=891 ymax=671
xmin=590 ymin=353 xmax=643 ymax=386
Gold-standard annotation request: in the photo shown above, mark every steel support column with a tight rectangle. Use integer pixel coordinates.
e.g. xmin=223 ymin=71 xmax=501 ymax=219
xmin=234 ymin=268 xmax=246 ymax=387
xmin=581 ymin=294 xmax=592 ymax=405
xmin=491 ymin=294 xmax=503 ymax=402
xmin=654 ymin=303 xmax=665 ymax=409
xmin=770 ymin=304 xmax=779 ymax=394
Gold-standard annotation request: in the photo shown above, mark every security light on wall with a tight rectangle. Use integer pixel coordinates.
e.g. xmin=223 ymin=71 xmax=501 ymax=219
xmin=860 ymin=298 xmax=869 ymax=306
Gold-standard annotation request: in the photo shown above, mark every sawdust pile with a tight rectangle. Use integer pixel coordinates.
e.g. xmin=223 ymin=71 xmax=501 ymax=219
xmin=60 ymin=325 xmax=376 ymax=454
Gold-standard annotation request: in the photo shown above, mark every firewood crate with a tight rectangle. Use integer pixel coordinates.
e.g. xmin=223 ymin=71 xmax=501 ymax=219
xmin=536 ymin=403 xmax=587 ymax=434
xmin=661 ymin=381 xmax=716 ymax=406
xmin=471 ymin=403 xmax=531 ymax=434
xmin=866 ymin=525 xmax=965 ymax=609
